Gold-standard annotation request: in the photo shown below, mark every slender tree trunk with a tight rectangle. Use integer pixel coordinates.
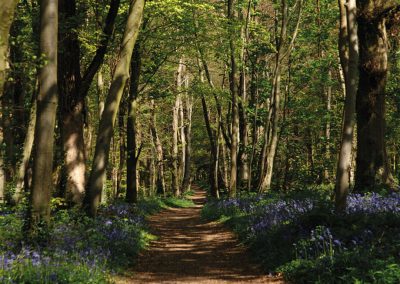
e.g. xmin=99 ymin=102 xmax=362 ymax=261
xmin=179 ymin=93 xmax=186 ymax=189
xmin=324 ymin=69 xmax=332 ymax=182
xmin=13 ymin=97 xmax=37 ymax=204
xmin=354 ymin=0 xmax=397 ymax=192
xmin=335 ymin=0 xmax=359 ymax=212
xmin=126 ymin=43 xmax=141 ymax=203
xmin=0 ymin=0 xmax=19 ymax=204
xmin=30 ymin=0 xmax=58 ymax=227
xmin=172 ymin=60 xmax=184 ymax=197
xmin=201 ymin=94 xmax=219 ymax=198
xmin=181 ymin=94 xmax=193 ymax=193
xmin=117 ymin=104 xmax=126 ymax=197
xmin=85 ymin=0 xmax=144 ymax=216
xmin=228 ymin=0 xmax=239 ymax=197
xmin=150 ymin=99 xmax=166 ymax=196
xmin=258 ymin=0 xmax=302 ymax=192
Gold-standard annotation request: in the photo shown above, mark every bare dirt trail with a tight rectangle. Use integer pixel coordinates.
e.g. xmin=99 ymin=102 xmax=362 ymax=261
xmin=116 ymin=186 xmax=283 ymax=283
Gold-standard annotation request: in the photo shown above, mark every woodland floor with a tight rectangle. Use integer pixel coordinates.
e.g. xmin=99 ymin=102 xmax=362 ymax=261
xmin=115 ymin=186 xmax=283 ymax=283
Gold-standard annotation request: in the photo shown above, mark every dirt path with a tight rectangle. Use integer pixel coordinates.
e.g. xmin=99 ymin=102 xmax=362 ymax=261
xmin=116 ymin=186 xmax=283 ymax=283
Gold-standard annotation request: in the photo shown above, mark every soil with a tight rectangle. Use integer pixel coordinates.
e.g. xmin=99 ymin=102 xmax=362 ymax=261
xmin=116 ymin=186 xmax=283 ymax=283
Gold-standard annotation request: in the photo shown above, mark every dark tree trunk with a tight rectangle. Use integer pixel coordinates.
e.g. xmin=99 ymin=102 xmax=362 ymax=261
xmin=126 ymin=43 xmax=141 ymax=203
xmin=354 ymin=1 xmax=397 ymax=192
xmin=201 ymin=94 xmax=219 ymax=198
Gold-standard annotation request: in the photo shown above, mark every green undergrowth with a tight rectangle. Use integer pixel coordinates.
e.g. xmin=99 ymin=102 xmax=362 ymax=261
xmin=0 ymin=194 xmax=194 ymax=283
xmin=202 ymin=188 xmax=400 ymax=283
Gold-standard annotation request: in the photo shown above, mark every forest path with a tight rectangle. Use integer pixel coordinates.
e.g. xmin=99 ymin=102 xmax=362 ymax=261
xmin=115 ymin=185 xmax=283 ymax=283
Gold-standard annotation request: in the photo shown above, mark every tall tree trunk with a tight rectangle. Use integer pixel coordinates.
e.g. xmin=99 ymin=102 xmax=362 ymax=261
xmin=228 ymin=0 xmax=239 ymax=197
xmin=126 ymin=43 xmax=141 ymax=203
xmin=181 ymin=94 xmax=193 ymax=193
xmin=150 ymin=99 xmax=166 ymax=196
xmin=117 ymin=103 xmax=126 ymax=197
xmin=30 ymin=0 xmax=58 ymax=227
xmin=258 ymin=0 xmax=302 ymax=192
xmin=85 ymin=0 xmax=145 ymax=216
xmin=172 ymin=60 xmax=184 ymax=197
xmin=179 ymin=92 xmax=186 ymax=190
xmin=335 ymin=0 xmax=359 ymax=212
xmin=58 ymin=0 xmax=85 ymax=205
xmin=0 ymin=0 xmax=19 ymax=204
xmin=201 ymin=94 xmax=219 ymax=198
xmin=354 ymin=0 xmax=398 ymax=192
xmin=324 ymin=69 xmax=332 ymax=182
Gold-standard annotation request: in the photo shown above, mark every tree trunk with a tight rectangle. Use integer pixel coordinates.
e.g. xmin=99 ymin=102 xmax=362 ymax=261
xmin=13 ymin=97 xmax=37 ymax=204
xmin=85 ymin=0 xmax=144 ymax=216
xmin=201 ymin=94 xmax=219 ymax=199
xmin=335 ymin=0 xmax=359 ymax=212
xmin=58 ymin=0 xmax=86 ymax=205
xmin=30 ymin=0 xmax=58 ymax=227
xmin=258 ymin=0 xmax=302 ymax=192
xmin=0 ymin=0 xmax=19 ymax=204
xmin=126 ymin=43 xmax=141 ymax=203
xmin=172 ymin=60 xmax=184 ymax=197
xmin=117 ymin=103 xmax=126 ymax=198
xmin=150 ymin=99 xmax=166 ymax=196
xmin=181 ymin=94 xmax=193 ymax=193
xmin=354 ymin=0 xmax=397 ymax=192
xmin=228 ymin=0 xmax=239 ymax=198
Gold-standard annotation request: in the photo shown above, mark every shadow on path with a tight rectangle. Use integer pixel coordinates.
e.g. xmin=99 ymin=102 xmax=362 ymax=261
xmin=116 ymin=185 xmax=283 ymax=283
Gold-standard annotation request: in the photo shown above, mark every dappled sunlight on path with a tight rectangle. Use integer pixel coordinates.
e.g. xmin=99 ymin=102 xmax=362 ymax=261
xmin=116 ymin=186 xmax=283 ymax=283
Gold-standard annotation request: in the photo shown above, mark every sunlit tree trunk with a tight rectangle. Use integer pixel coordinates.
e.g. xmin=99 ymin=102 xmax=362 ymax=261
xmin=58 ymin=0 xmax=86 ymax=205
xmin=85 ymin=0 xmax=144 ymax=216
xmin=172 ymin=59 xmax=184 ymax=197
xmin=335 ymin=0 xmax=359 ymax=212
xmin=228 ymin=0 xmax=239 ymax=197
xmin=30 ymin=0 xmax=58 ymax=227
xmin=182 ymin=93 xmax=193 ymax=193
xmin=150 ymin=99 xmax=166 ymax=196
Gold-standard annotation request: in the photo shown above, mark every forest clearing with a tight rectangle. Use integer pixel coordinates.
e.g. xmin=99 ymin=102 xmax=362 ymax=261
xmin=1 ymin=0 xmax=400 ymax=283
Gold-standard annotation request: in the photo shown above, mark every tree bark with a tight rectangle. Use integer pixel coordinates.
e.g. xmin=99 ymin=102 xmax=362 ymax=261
xmin=150 ymin=99 xmax=166 ymax=196
xmin=0 ymin=0 xmax=19 ymax=204
xmin=85 ymin=0 xmax=144 ymax=216
xmin=258 ymin=0 xmax=302 ymax=192
xmin=335 ymin=0 xmax=359 ymax=212
xmin=30 ymin=0 xmax=58 ymax=227
xmin=172 ymin=59 xmax=184 ymax=197
xmin=126 ymin=43 xmax=141 ymax=203
xmin=354 ymin=0 xmax=398 ymax=192
xmin=228 ymin=0 xmax=239 ymax=197
xmin=13 ymin=96 xmax=37 ymax=204
xmin=201 ymin=94 xmax=219 ymax=198
xmin=181 ymin=93 xmax=193 ymax=193
xmin=58 ymin=0 xmax=86 ymax=205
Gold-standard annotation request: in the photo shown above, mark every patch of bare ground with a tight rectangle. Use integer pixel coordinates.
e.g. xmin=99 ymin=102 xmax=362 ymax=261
xmin=116 ymin=186 xmax=283 ymax=283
